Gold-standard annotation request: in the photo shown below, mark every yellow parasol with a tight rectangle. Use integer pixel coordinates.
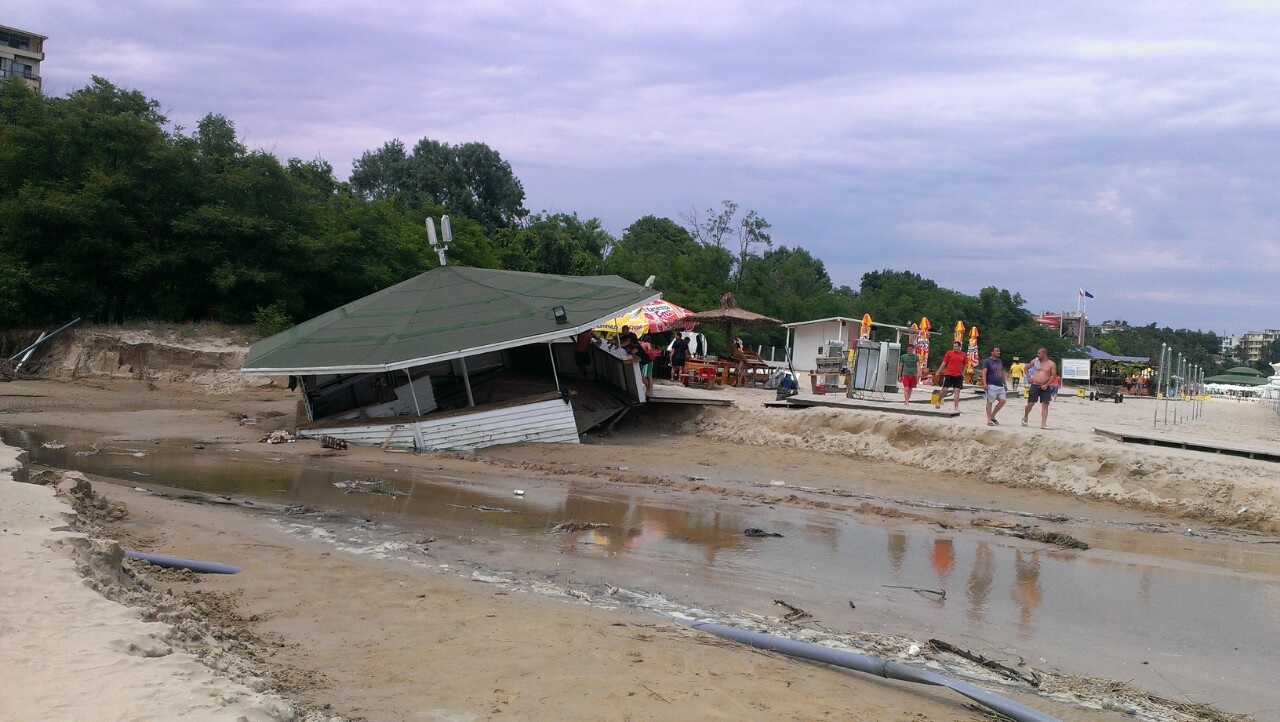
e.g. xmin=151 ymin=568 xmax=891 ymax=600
xmin=595 ymin=299 xmax=696 ymax=336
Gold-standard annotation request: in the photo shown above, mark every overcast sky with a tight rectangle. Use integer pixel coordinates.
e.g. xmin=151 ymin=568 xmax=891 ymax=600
xmin=11 ymin=1 xmax=1278 ymax=334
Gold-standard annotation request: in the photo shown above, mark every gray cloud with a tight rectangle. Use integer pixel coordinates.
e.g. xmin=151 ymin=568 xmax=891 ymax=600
xmin=11 ymin=0 xmax=1277 ymax=333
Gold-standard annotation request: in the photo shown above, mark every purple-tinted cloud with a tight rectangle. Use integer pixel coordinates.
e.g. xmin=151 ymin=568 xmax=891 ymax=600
xmin=9 ymin=0 xmax=1278 ymax=332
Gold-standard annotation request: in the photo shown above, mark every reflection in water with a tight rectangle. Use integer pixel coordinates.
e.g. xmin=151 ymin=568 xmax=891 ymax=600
xmin=1012 ymin=550 xmax=1043 ymax=638
xmin=967 ymin=542 xmax=995 ymax=624
xmin=887 ymin=532 xmax=908 ymax=574
xmin=930 ymin=538 xmax=955 ymax=580
xmin=6 ymin=426 xmax=1280 ymax=711
xmin=555 ymin=490 xmax=748 ymax=563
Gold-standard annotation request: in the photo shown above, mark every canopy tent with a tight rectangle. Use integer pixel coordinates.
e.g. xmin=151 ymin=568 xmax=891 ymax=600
xmin=243 ymin=266 xmax=660 ymax=375
xmin=685 ymin=293 xmax=782 ymax=353
xmin=1080 ymin=345 xmax=1150 ymax=363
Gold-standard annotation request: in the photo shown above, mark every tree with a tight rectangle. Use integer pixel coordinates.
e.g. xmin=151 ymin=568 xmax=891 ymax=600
xmin=680 ymin=200 xmax=771 ymax=291
xmin=350 ymin=138 xmax=527 ymax=233
xmin=608 ymin=216 xmax=730 ymax=312
xmin=492 ymin=213 xmax=612 ymax=275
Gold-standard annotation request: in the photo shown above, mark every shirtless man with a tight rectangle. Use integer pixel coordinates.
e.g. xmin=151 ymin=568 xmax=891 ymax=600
xmin=1021 ymin=347 xmax=1057 ymax=429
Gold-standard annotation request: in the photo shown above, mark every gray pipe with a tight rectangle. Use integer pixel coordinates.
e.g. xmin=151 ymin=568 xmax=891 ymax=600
xmin=8 ymin=317 xmax=81 ymax=362
xmin=688 ymin=621 xmax=1059 ymax=722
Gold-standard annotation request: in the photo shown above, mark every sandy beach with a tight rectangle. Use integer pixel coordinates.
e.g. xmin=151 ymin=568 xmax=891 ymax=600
xmin=2 ymin=338 xmax=1277 ymax=721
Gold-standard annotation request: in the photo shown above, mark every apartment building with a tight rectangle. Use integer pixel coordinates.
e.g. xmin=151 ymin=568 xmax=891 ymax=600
xmin=1239 ymin=329 xmax=1280 ymax=364
xmin=0 ymin=24 xmax=45 ymax=93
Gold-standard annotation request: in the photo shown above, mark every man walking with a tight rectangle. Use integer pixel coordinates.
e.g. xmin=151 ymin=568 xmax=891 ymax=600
xmin=980 ymin=346 xmax=1007 ymax=426
xmin=936 ymin=341 xmax=967 ymax=411
xmin=1021 ymin=347 xmax=1057 ymax=429
xmin=899 ymin=346 xmax=920 ymax=405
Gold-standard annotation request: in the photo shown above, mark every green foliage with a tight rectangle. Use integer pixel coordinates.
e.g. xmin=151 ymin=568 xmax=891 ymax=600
xmin=492 ymin=213 xmax=611 ymax=275
xmin=1085 ymin=323 xmax=1224 ymax=374
xmin=608 ymin=215 xmax=730 ymax=312
xmin=852 ymin=270 xmax=1067 ymax=367
xmin=1253 ymin=339 xmax=1280 ymax=371
xmin=251 ymin=300 xmax=293 ymax=338
xmin=350 ymin=137 xmax=527 ymax=233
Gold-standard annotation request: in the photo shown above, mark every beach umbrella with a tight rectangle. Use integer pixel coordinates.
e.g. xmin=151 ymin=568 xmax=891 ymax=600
xmin=685 ymin=292 xmax=782 ymax=354
xmin=595 ymin=299 xmax=696 ymax=336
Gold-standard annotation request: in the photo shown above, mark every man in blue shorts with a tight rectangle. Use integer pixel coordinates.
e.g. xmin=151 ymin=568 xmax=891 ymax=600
xmin=1021 ymin=347 xmax=1057 ymax=429
xmin=979 ymin=346 xmax=1007 ymax=426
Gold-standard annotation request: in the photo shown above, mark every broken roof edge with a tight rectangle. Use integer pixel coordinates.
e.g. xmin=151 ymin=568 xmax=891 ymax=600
xmin=240 ymin=292 xmax=662 ymax=376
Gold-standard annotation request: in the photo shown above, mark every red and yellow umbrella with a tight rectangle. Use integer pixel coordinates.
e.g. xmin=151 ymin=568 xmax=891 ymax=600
xmin=595 ymin=299 xmax=696 ymax=336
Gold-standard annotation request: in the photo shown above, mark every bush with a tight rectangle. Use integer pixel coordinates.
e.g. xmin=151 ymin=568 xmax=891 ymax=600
xmin=251 ymin=301 xmax=293 ymax=338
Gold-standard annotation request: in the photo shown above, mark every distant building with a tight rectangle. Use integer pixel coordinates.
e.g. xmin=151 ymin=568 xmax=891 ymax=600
xmin=1239 ymin=329 xmax=1280 ymax=363
xmin=1220 ymin=335 xmax=1239 ymax=356
xmin=1095 ymin=320 xmax=1129 ymax=335
xmin=0 ymin=23 xmax=45 ymax=92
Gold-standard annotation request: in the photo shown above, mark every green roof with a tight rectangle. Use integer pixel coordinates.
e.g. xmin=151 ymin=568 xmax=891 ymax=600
xmin=1224 ymin=366 xmax=1265 ymax=376
xmin=243 ymin=266 xmax=659 ymax=374
xmin=1204 ymin=374 xmax=1270 ymax=386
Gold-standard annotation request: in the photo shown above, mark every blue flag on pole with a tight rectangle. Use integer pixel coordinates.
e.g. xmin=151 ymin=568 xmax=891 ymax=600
xmin=1079 ymin=289 xmax=1094 ymax=299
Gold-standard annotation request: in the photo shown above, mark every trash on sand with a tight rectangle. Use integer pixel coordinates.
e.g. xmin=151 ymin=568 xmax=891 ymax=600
xmin=744 ymin=528 xmax=783 ymax=538
xmin=261 ymin=430 xmax=297 ymax=444
xmin=332 ymin=478 xmax=407 ymax=497
xmin=321 ymin=435 xmax=348 ymax=450
xmin=549 ymin=521 xmax=611 ymax=533
xmin=513 ymin=489 xmax=525 ymax=496
xmin=41 ymin=441 xmax=66 ymax=449
xmin=769 ymin=480 xmax=786 ymax=486
xmin=772 ymin=599 xmax=812 ymax=623
xmin=907 ymin=644 xmax=921 ymax=657
xmin=884 ymin=584 xmax=946 ymax=600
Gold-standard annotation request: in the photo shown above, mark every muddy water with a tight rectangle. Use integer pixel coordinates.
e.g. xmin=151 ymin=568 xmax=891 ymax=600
xmin=7 ymin=427 xmax=1279 ymax=717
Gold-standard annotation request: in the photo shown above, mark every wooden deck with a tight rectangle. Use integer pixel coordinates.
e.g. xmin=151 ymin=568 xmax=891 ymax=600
xmin=1093 ymin=427 xmax=1280 ymax=463
xmin=646 ymin=382 xmax=735 ymax=407
xmin=767 ymin=396 xmax=960 ymax=417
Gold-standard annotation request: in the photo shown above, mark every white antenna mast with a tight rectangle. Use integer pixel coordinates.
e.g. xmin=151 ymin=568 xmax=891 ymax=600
xmin=426 ymin=215 xmax=452 ymax=266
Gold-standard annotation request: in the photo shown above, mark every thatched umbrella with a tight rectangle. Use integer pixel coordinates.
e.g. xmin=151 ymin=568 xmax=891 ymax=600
xmin=686 ymin=293 xmax=782 ymax=354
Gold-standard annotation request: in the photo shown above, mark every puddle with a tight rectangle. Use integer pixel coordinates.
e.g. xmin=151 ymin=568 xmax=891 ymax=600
xmin=6 ymin=426 xmax=1279 ymax=716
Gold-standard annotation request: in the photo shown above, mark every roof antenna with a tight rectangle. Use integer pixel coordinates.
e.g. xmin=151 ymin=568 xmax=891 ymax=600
xmin=426 ymin=215 xmax=452 ymax=266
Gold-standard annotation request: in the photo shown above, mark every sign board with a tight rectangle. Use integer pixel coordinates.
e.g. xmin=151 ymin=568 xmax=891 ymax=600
xmin=1061 ymin=358 xmax=1090 ymax=381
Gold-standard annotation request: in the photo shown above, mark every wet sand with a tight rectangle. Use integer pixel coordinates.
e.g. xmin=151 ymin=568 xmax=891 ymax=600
xmin=2 ymin=372 xmax=1277 ymax=720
